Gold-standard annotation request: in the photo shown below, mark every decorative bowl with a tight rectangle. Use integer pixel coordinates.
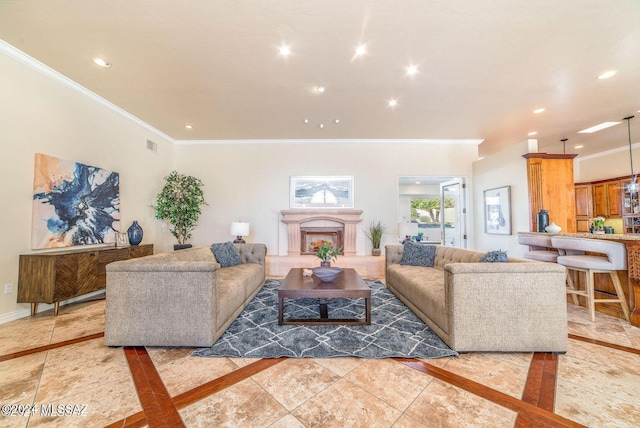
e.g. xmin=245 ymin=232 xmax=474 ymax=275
xmin=545 ymin=222 xmax=562 ymax=233
xmin=312 ymin=267 xmax=343 ymax=282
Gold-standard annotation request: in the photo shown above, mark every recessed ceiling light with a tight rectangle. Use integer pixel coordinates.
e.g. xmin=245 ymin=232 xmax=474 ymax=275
xmin=355 ymin=44 xmax=367 ymax=57
xmin=533 ymin=108 xmax=545 ymax=114
xmin=528 ymin=131 xmax=537 ymax=136
xmin=303 ymin=118 xmax=309 ymax=124
xmin=574 ymin=145 xmax=584 ymax=149
xmin=598 ymin=70 xmax=617 ymax=80
xmin=578 ymin=122 xmax=621 ymax=133
xmin=406 ymin=65 xmax=418 ymax=76
xmin=93 ymin=58 xmax=111 ymax=68
xmin=388 ymin=99 xmax=398 ymax=107
xmin=278 ymin=45 xmax=291 ymax=56
xmin=319 ymin=123 xmax=325 ymax=129
xmin=185 ymin=124 xmax=193 ymax=129
xmin=316 ymin=86 xmax=325 ymax=93
xmin=334 ymin=119 xmax=340 ymax=124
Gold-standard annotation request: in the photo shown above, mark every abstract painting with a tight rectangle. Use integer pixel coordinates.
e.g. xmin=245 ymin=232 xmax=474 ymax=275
xmin=32 ymin=153 xmax=120 ymax=249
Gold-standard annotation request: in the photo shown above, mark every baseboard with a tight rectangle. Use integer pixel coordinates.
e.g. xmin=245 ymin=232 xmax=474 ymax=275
xmin=0 ymin=290 xmax=106 ymax=324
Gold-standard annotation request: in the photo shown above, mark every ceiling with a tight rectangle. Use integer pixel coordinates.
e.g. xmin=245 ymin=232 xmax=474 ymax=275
xmin=1 ymin=0 xmax=640 ymax=158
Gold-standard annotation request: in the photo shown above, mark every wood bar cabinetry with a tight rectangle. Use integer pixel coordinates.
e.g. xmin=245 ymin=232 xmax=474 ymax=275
xmin=523 ymin=153 xmax=577 ymax=233
xmin=18 ymin=244 xmax=153 ymax=315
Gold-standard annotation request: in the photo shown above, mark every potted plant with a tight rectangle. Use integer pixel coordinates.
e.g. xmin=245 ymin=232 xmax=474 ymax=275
xmin=155 ymin=171 xmax=208 ymax=250
xmin=316 ymin=242 xmax=341 ymax=267
xmin=364 ymin=220 xmax=386 ymax=256
xmin=593 ymin=217 xmax=606 ymax=234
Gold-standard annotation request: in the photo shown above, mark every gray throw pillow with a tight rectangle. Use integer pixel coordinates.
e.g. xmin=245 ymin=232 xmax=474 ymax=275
xmin=400 ymin=242 xmax=436 ymax=267
xmin=211 ymin=241 xmax=243 ymax=267
xmin=479 ymin=250 xmax=508 ymax=263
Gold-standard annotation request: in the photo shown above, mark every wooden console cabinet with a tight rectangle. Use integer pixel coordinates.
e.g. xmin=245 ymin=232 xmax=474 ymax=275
xmin=18 ymin=244 xmax=153 ymax=316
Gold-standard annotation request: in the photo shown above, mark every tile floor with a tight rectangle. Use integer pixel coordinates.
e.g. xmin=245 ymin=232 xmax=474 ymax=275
xmin=1 ymin=292 xmax=639 ymax=427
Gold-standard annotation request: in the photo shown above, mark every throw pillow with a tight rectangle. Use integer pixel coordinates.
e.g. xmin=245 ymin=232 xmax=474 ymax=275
xmin=211 ymin=241 xmax=243 ymax=267
xmin=479 ymin=250 xmax=508 ymax=263
xmin=400 ymin=242 xmax=436 ymax=267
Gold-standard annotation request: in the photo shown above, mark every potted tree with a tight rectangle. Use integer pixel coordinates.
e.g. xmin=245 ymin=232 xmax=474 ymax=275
xmin=364 ymin=220 xmax=386 ymax=256
xmin=155 ymin=171 xmax=208 ymax=250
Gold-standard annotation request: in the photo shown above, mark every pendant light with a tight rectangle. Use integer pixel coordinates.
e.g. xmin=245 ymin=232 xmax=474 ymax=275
xmin=561 ymin=138 xmax=568 ymax=154
xmin=625 ymin=115 xmax=638 ymax=194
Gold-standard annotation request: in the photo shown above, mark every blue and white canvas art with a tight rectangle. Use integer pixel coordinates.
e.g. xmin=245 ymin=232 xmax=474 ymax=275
xmin=32 ymin=153 xmax=120 ymax=249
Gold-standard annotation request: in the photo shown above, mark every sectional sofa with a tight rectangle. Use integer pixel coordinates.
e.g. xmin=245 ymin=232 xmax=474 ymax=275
xmin=385 ymin=244 xmax=568 ymax=352
xmin=105 ymin=243 xmax=266 ymax=347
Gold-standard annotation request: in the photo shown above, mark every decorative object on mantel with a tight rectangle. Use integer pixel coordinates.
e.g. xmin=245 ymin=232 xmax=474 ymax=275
xmin=155 ymin=170 xmax=208 ymax=251
xmin=593 ymin=217 xmax=606 ymax=234
xmin=364 ymin=220 xmax=386 ymax=256
xmin=311 ymin=266 xmax=344 ymax=282
xmin=316 ymin=241 xmax=341 ymax=267
xmin=31 ymin=153 xmax=120 ymax=249
xmin=127 ymin=221 xmax=143 ymax=245
xmin=230 ymin=221 xmax=250 ymax=243
xmin=545 ymin=222 xmax=562 ymax=234
xmin=624 ymin=115 xmax=638 ymax=194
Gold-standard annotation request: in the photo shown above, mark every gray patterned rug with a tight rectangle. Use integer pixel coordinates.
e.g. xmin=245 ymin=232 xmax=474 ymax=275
xmin=193 ymin=279 xmax=457 ymax=359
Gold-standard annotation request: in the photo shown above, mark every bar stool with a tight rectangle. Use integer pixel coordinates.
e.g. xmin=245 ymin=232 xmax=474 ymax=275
xmin=517 ymin=234 xmax=560 ymax=262
xmin=551 ymin=236 xmax=631 ymax=322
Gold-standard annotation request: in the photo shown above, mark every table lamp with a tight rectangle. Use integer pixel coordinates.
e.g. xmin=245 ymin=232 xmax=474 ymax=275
xmin=231 ymin=222 xmax=250 ymax=243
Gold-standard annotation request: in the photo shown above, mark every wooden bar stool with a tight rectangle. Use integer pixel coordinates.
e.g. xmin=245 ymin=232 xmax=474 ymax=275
xmin=517 ymin=234 xmax=560 ymax=262
xmin=551 ymin=236 xmax=631 ymax=322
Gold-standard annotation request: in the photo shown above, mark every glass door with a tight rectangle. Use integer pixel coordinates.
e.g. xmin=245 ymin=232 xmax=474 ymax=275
xmin=440 ymin=178 xmax=466 ymax=248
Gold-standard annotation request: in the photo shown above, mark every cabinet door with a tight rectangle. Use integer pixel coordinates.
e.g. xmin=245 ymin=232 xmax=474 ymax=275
xmin=53 ymin=254 xmax=79 ymax=301
xmin=575 ymin=185 xmax=592 ymax=217
xmin=592 ymin=183 xmax=608 ymax=217
xmin=76 ymin=252 xmax=99 ymax=295
xmin=607 ymin=181 xmax=622 ymax=217
xmin=97 ymin=248 xmax=130 ymax=288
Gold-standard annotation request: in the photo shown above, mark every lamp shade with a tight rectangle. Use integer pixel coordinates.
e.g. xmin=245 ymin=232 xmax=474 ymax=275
xmin=398 ymin=222 xmax=419 ymax=237
xmin=230 ymin=222 xmax=250 ymax=237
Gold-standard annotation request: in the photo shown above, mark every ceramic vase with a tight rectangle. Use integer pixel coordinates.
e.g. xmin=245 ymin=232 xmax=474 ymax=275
xmin=127 ymin=221 xmax=143 ymax=245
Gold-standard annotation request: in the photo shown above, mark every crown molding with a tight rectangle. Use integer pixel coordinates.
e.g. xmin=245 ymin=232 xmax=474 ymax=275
xmin=0 ymin=40 xmax=175 ymax=144
xmin=174 ymin=138 xmax=485 ymax=146
xmin=576 ymin=141 xmax=640 ymax=161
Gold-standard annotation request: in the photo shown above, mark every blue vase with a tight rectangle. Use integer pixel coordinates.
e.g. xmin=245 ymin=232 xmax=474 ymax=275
xmin=127 ymin=221 xmax=143 ymax=245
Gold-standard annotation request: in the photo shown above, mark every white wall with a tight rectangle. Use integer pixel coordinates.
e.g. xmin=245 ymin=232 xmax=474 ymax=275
xmin=472 ymin=140 xmax=531 ymax=257
xmin=574 ymin=143 xmax=640 ymax=182
xmin=0 ymin=45 xmax=175 ymax=321
xmin=172 ymin=142 xmax=478 ymax=255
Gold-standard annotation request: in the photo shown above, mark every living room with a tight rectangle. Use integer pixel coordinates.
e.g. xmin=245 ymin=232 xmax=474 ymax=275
xmin=1 ymin=2 xmax=640 ymax=427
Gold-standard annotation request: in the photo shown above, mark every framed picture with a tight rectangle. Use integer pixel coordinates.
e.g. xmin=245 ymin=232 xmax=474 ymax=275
xmin=484 ymin=185 xmax=511 ymax=235
xmin=115 ymin=233 xmax=129 ymax=247
xmin=290 ymin=176 xmax=354 ymax=208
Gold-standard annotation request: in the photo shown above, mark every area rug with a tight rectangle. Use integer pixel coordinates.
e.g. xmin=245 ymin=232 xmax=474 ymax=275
xmin=193 ymin=279 xmax=457 ymax=359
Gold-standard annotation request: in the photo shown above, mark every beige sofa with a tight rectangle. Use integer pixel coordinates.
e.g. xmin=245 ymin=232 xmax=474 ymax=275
xmin=385 ymin=244 xmax=568 ymax=352
xmin=105 ymin=243 xmax=266 ymax=347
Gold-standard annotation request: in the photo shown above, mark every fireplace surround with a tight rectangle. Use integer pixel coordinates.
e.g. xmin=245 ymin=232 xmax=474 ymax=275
xmin=281 ymin=209 xmax=363 ymax=256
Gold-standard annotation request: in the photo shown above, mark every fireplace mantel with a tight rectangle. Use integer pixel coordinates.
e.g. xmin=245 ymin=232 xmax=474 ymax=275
xmin=281 ymin=209 xmax=363 ymax=256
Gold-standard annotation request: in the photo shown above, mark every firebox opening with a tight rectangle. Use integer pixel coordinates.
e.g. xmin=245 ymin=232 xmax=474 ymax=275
xmin=300 ymin=227 xmax=344 ymax=255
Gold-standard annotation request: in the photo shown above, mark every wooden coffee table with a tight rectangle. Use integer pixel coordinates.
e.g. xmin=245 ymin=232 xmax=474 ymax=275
xmin=278 ymin=268 xmax=371 ymax=326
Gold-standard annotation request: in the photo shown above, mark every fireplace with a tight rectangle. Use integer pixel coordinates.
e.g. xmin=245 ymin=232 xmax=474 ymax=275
xmin=300 ymin=227 xmax=344 ymax=255
xmin=281 ymin=209 xmax=363 ymax=256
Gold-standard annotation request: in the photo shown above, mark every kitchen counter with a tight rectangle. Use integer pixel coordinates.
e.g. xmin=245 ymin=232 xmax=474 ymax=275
xmin=518 ymin=231 xmax=640 ymax=327
xmin=518 ymin=231 xmax=640 ymax=241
